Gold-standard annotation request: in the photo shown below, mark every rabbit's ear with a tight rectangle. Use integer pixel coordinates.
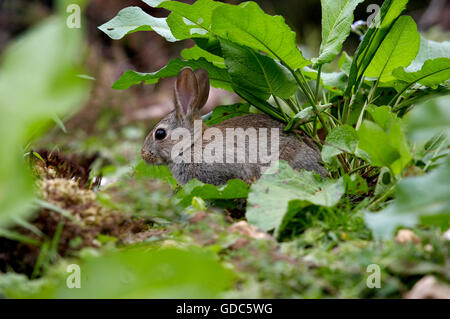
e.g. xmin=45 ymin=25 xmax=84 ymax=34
xmin=194 ymin=68 xmax=210 ymax=111
xmin=174 ymin=67 xmax=199 ymax=120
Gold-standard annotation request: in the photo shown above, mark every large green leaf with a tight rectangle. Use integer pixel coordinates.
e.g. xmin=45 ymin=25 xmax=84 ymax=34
xmin=405 ymin=36 xmax=450 ymax=72
xmin=405 ymin=95 xmax=450 ymax=143
xmin=246 ymin=162 xmax=345 ymax=232
xmin=314 ymin=0 xmax=364 ymax=66
xmin=220 ymin=39 xmax=296 ymax=99
xmin=358 ymin=106 xmax=411 ymax=175
xmin=345 ymin=0 xmax=409 ymax=96
xmin=204 ymin=103 xmax=251 ymax=126
xmin=366 ymin=105 xmax=399 ymax=130
xmin=339 ymin=51 xmax=353 ymax=75
xmin=98 ymin=6 xmax=175 ymax=41
xmin=181 ymin=45 xmax=225 ymax=68
xmin=321 ymin=125 xmax=358 ymax=163
xmin=393 ymin=58 xmax=450 ymax=88
xmin=175 ymin=179 xmax=249 ymax=208
xmin=303 ymin=67 xmax=348 ymax=94
xmin=232 ymin=87 xmax=286 ymax=122
xmin=284 ymin=104 xmax=331 ymax=131
xmin=211 ymin=1 xmax=309 ymax=70
xmin=0 ymin=15 xmax=90 ymax=228
xmin=357 ymin=121 xmax=400 ymax=170
xmin=6 ymin=247 xmax=233 ymax=298
xmin=143 ymin=0 xmax=224 ymax=40
xmin=134 ymin=160 xmax=178 ymax=188
xmin=112 ymin=58 xmax=232 ymax=91
xmin=364 ymin=16 xmax=420 ymax=82
xmin=364 ymin=157 xmax=450 ymax=240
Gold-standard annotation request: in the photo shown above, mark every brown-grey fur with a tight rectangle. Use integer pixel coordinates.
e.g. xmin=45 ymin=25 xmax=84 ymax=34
xmin=141 ymin=67 xmax=327 ymax=185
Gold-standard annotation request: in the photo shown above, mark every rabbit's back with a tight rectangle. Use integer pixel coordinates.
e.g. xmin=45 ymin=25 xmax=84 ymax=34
xmin=216 ymin=113 xmax=285 ymax=130
xmin=217 ymin=113 xmax=327 ymax=177
xmin=168 ymin=114 xmax=327 ymax=184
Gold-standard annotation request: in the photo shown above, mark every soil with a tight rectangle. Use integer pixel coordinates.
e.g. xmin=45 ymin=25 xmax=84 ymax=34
xmin=0 ymin=150 xmax=157 ymax=277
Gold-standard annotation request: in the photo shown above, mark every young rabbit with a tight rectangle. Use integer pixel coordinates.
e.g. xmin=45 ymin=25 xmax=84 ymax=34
xmin=141 ymin=67 xmax=327 ymax=185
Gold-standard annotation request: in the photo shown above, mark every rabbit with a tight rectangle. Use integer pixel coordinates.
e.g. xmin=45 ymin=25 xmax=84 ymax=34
xmin=141 ymin=67 xmax=327 ymax=186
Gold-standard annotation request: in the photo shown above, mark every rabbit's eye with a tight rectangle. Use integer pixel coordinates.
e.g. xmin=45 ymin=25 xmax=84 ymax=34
xmin=155 ymin=128 xmax=167 ymax=140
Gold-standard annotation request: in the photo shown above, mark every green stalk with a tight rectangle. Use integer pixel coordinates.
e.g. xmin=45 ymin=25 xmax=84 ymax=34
xmin=356 ymin=81 xmax=378 ymax=130
xmin=315 ymin=65 xmax=322 ymax=103
xmin=348 ymin=163 xmax=370 ymax=175
xmin=344 ymin=76 xmax=365 ymax=124
xmin=279 ymin=60 xmax=328 ymax=132
xmin=392 ymin=88 xmax=449 ymax=112
xmin=342 ymin=97 xmax=350 ymax=124
xmin=389 ymin=67 xmax=450 ymax=107
xmin=292 ymin=69 xmax=329 ymax=134
xmin=234 ymin=87 xmax=286 ymax=122
xmin=283 ymin=97 xmax=300 ymax=113
xmin=273 ymin=95 xmax=289 ymax=121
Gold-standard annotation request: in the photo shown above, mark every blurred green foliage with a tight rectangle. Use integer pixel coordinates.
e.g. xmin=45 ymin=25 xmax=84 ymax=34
xmin=0 ymin=247 xmax=234 ymax=298
xmin=0 ymin=1 xmax=91 ymax=227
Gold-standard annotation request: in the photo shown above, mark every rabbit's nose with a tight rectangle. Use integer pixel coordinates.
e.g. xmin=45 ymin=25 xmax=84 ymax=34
xmin=141 ymin=148 xmax=154 ymax=163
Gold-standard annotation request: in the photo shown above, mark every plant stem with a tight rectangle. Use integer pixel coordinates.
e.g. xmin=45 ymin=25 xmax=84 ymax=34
xmin=283 ymin=98 xmax=299 ymax=113
xmin=292 ymin=69 xmax=329 ymax=134
xmin=344 ymin=75 xmax=367 ymax=124
xmin=324 ymin=111 xmax=341 ymax=125
xmin=297 ymin=68 xmax=317 ymax=102
xmin=337 ymin=154 xmax=350 ymax=173
xmin=369 ymin=185 xmax=396 ymax=209
xmin=273 ymin=95 xmax=288 ymax=121
xmin=355 ymin=100 xmax=368 ymax=131
xmin=342 ymin=97 xmax=350 ymax=124
xmin=348 ymin=163 xmax=370 ymax=175
xmin=356 ymin=81 xmax=377 ymax=130
xmin=315 ymin=65 xmax=322 ymax=103
xmin=389 ymin=68 xmax=450 ymax=107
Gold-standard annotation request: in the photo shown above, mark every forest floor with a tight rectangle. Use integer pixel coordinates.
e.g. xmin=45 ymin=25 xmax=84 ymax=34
xmin=0 ymin=118 xmax=449 ymax=298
